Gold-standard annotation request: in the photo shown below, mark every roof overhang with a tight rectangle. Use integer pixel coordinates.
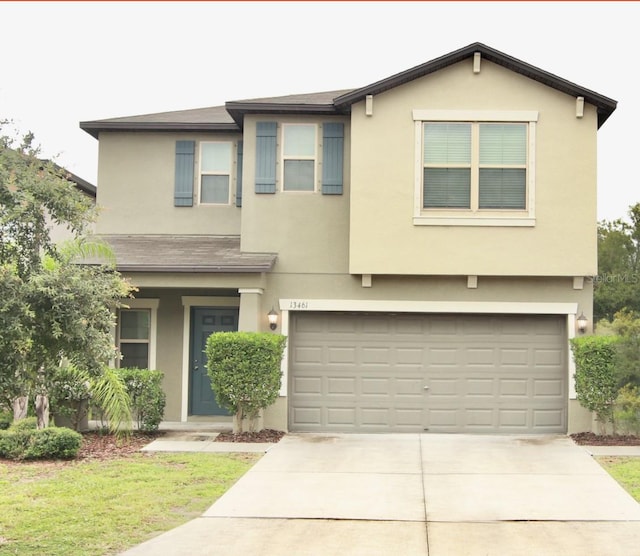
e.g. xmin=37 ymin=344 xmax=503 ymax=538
xmin=88 ymin=235 xmax=277 ymax=274
xmin=334 ymin=42 xmax=617 ymax=128
xmin=79 ymin=121 xmax=239 ymax=140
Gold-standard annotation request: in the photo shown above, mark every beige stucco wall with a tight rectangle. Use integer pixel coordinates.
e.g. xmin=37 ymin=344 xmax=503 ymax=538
xmin=240 ymin=116 xmax=351 ymax=275
xmin=349 ymin=58 xmax=598 ymax=277
xmin=95 ymin=132 xmax=242 ymax=236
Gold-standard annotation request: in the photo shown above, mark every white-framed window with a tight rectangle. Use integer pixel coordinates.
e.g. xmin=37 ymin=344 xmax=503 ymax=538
xmin=117 ymin=299 xmax=159 ymax=369
xmin=199 ymin=141 xmax=232 ymax=204
xmin=282 ymin=124 xmax=317 ymax=191
xmin=413 ymin=110 xmax=538 ymax=227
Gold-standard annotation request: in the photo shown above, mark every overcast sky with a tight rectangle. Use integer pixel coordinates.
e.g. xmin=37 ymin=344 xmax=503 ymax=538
xmin=1 ymin=1 xmax=637 ymax=221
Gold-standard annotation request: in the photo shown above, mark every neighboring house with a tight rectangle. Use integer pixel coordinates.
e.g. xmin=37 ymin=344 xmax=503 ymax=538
xmin=80 ymin=43 xmax=617 ymax=434
xmin=47 ymin=165 xmax=97 ymax=244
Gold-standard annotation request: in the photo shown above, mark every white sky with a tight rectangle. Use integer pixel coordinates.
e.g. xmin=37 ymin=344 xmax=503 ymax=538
xmin=1 ymin=1 xmax=637 ymax=221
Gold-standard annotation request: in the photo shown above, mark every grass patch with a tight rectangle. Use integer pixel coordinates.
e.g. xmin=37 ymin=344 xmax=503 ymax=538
xmin=598 ymin=456 xmax=640 ymax=502
xmin=0 ymin=452 xmax=259 ymax=555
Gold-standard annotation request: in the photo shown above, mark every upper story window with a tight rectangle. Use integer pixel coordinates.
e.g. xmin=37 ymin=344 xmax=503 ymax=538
xmin=199 ymin=142 xmax=232 ymax=204
xmin=414 ymin=110 xmax=538 ymax=227
xmin=282 ymin=124 xmax=317 ymax=191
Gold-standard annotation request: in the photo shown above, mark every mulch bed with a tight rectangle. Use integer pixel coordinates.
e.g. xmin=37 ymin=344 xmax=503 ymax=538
xmin=78 ymin=431 xmax=161 ymax=461
xmin=570 ymin=432 xmax=640 ymax=446
xmin=215 ymin=429 xmax=285 ymax=443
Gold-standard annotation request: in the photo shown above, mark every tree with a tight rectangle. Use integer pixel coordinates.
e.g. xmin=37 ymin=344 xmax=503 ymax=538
xmin=0 ymin=122 xmax=134 ymax=428
xmin=595 ymin=203 xmax=640 ymax=322
xmin=0 ymin=127 xmax=94 ymax=279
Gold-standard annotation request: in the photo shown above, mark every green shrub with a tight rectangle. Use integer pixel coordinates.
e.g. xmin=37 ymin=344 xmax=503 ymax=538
xmin=0 ymin=421 xmax=81 ymax=460
xmin=206 ymin=332 xmax=287 ymax=432
xmin=614 ymin=384 xmax=640 ymax=435
xmin=571 ymin=335 xmax=620 ymax=429
xmin=115 ymin=368 xmax=166 ymax=432
xmin=23 ymin=427 xmax=82 ymax=459
xmin=0 ymin=411 xmax=13 ymax=430
xmin=9 ymin=416 xmax=38 ymax=432
xmin=49 ymin=365 xmax=92 ymax=431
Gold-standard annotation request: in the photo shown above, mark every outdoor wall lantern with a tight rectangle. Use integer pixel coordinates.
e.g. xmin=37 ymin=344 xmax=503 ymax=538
xmin=268 ymin=308 xmax=278 ymax=331
xmin=577 ymin=312 xmax=588 ymax=334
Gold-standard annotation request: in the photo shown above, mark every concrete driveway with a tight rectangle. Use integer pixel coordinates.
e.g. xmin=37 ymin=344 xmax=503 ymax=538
xmin=121 ymin=434 xmax=640 ymax=555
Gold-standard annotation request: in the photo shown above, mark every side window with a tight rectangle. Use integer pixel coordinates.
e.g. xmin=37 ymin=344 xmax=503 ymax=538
xmin=200 ymin=142 xmax=232 ymax=204
xmin=118 ymin=309 xmax=150 ymax=369
xmin=282 ymin=124 xmax=317 ymax=191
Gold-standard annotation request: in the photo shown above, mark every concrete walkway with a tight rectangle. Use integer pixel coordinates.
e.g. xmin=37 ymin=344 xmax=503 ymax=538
xmin=121 ymin=434 xmax=640 ymax=556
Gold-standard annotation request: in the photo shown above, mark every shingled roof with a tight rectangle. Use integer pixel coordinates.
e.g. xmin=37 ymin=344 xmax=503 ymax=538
xmin=80 ymin=42 xmax=617 ymax=136
xmin=94 ymin=235 xmax=277 ymax=273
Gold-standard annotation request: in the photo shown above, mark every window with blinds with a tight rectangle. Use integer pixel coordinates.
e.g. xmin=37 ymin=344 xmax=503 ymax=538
xmin=423 ymin=122 xmax=527 ymax=210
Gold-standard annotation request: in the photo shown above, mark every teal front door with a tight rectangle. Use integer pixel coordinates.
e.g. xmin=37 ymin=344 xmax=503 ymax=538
xmin=189 ymin=307 xmax=239 ymax=416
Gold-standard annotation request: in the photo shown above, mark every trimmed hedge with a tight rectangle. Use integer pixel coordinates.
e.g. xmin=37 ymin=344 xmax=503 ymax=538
xmin=571 ymin=335 xmax=620 ymax=426
xmin=0 ymin=420 xmax=82 ymax=460
xmin=206 ymin=332 xmax=287 ymax=430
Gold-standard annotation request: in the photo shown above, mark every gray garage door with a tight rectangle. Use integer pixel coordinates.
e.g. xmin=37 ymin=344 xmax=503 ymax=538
xmin=289 ymin=312 xmax=567 ymax=433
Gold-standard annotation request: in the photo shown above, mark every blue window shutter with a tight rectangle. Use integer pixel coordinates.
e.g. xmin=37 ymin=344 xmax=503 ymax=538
xmin=174 ymin=140 xmax=195 ymax=206
xmin=322 ymin=123 xmax=344 ymax=195
xmin=236 ymin=140 xmax=243 ymax=207
xmin=255 ymin=122 xmax=277 ymax=194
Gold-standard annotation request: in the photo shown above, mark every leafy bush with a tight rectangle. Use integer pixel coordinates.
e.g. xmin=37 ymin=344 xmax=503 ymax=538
xmin=23 ymin=427 xmax=82 ymax=459
xmin=10 ymin=416 xmax=38 ymax=432
xmin=571 ymin=335 xmax=620 ymax=429
xmin=49 ymin=364 xmax=92 ymax=430
xmin=206 ymin=332 xmax=287 ymax=432
xmin=0 ymin=411 xmax=13 ymax=430
xmin=0 ymin=421 xmax=81 ymax=460
xmin=614 ymin=384 xmax=640 ymax=435
xmin=115 ymin=369 xmax=166 ymax=432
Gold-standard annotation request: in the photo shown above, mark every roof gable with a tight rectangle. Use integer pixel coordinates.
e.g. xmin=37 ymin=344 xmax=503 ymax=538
xmin=80 ymin=43 xmax=616 ymax=136
xmin=334 ymin=42 xmax=617 ymax=127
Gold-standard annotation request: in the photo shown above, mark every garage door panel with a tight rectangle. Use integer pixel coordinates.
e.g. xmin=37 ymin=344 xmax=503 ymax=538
xmin=500 ymin=379 xmax=529 ymax=396
xmin=327 ymin=346 xmax=357 ymax=364
xmin=289 ymin=313 xmax=567 ymax=433
xmin=429 ymin=348 xmax=458 ymax=365
xmin=327 ymin=377 xmax=356 ymax=395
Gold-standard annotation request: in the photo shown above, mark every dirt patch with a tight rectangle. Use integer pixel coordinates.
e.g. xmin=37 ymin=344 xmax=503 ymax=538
xmin=215 ymin=429 xmax=285 ymax=443
xmin=570 ymin=432 xmax=640 ymax=446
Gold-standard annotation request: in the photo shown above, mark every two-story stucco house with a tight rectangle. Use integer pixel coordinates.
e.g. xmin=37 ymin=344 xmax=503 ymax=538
xmin=80 ymin=43 xmax=616 ymax=434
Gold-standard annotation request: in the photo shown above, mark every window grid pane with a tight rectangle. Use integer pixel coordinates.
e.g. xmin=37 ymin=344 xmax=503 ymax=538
xmin=120 ymin=310 xmax=150 ymax=340
xmin=201 ymin=175 xmax=230 ymax=203
xmin=424 ymin=168 xmax=471 ymax=208
xmin=479 ymin=124 xmax=526 ymax=165
xmin=201 ymin=142 xmax=232 ymax=173
xmin=424 ymin=123 xmax=471 ymax=164
xmin=120 ymin=343 xmax=149 ymax=369
xmin=284 ymin=160 xmax=314 ymax=191
xmin=284 ymin=125 xmax=315 ymax=157
xmin=479 ymin=169 xmax=526 ymax=209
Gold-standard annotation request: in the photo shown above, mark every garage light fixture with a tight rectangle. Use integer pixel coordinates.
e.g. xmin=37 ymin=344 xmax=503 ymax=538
xmin=577 ymin=312 xmax=588 ymax=334
xmin=268 ymin=308 xmax=278 ymax=331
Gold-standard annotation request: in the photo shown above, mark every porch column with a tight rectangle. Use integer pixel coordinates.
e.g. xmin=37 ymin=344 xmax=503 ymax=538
xmin=238 ymin=288 xmax=263 ymax=332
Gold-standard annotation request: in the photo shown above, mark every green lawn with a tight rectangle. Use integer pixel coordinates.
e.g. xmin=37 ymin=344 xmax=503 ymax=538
xmin=598 ymin=456 xmax=640 ymax=502
xmin=0 ymin=452 xmax=259 ymax=555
